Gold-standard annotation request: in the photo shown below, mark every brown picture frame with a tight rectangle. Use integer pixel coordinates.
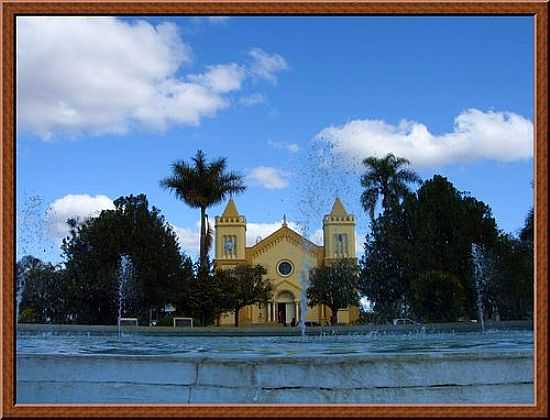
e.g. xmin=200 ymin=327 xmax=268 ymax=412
xmin=1 ymin=1 xmax=548 ymax=418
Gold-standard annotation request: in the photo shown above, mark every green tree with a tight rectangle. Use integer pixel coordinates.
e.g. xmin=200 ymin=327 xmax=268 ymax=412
xmin=360 ymin=175 xmax=499 ymax=322
xmin=358 ymin=195 xmax=417 ymax=321
xmin=178 ymin=258 xmax=229 ymax=327
xmin=61 ymin=194 xmax=184 ymax=324
xmin=160 ymin=150 xmax=246 ymax=272
xmin=488 ymin=233 xmax=533 ymax=320
xmin=360 ymin=153 xmax=421 ymax=220
xmin=18 ymin=256 xmax=68 ymax=323
xmin=216 ymin=264 xmax=272 ymax=327
xmin=409 ymin=175 xmax=498 ymax=318
xmin=410 ymin=271 xmax=466 ymax=322
xmin=307 ymin=259 xmax=360 ymax=325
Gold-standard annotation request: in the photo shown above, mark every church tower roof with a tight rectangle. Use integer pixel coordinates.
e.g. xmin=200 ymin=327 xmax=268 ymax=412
xmin=329 ymin=197 xmax=349 ymax=217
xmin=221 ymin=198 xmax=240 ymax=218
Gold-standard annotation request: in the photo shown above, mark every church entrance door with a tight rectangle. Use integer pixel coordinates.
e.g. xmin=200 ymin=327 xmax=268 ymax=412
xmin=276 ymin=290 xmax=296 ymax=326
xmin=277 ymin=303 xmax=286 ymax=325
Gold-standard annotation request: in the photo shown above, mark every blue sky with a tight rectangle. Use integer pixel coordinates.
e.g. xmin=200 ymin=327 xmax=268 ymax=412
xmin=16 ymin=16 xmax=534 ymax=262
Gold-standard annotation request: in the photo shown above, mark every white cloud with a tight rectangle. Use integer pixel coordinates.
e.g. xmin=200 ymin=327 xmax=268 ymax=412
xmin=239 ymin=93 xmax=266 ymax=106
xmin=310 ymin=229 xmax=323 ymax=246
xmin=268 ymin=139 xmax=299 ymax=153
xmin=17 ymin=17 xmax=285 ymax=139
xmin=46 ymin=194 xmax=114 ymax=239
xmin=188 ymin=63 xmax=246 ymax=93
xmin=172 ymin=224 xmax=202 ymax=256
xmin=247 ymin=222 xmax=285 ymax=245
xmin=315 ymin=109 xmax=533 ymax=168
xmin=247 ymin=166 xmax=290 ymax=189
xmin=206 ymin=16 xmax=230 ymax=23
xmin=248 ymin=48 xmax=288 ymax=83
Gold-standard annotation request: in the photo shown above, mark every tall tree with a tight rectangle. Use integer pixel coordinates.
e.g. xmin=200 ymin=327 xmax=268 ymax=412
xmin=61 ymin=194 xmax=183 ymax=324
xmin=360 ymin=153 xmax=421 ymax=220
xmin=179 ymin=258 xmax=229 ymax=327
xmin=307 ymin=259 xmax=360 ymax=325
xmin=160 ymin=150 xmax=246 ymax=272
xmin=410 ymin=176 xmax=498 ymax=318
xmin=216 ymin=264 xmax=272 ymax=327
xmin=360 ymin=175 xmax=499 ymax=322
xmin=359 ymin=203 xmax=416 ymax=321
xmin=487 ymin=231 xmax=533 ymax=321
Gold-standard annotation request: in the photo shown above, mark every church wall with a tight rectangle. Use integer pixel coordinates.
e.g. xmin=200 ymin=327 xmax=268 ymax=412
xmin=250 ymin=235 xmax=322 ymax=324
xmin=250 ymin=237 xmax=318 ymax=300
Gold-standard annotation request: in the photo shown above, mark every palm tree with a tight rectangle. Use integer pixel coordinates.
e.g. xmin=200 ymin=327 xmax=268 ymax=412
xmin=360 ymin=153 xmax=421 ymax=220
xmin=160 ymin=150 xmax=246 ymax=271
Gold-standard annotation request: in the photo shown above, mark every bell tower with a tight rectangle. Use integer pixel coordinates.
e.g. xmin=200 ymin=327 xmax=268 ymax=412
xmin=323 ymin=198 xmax=356 ymax=261
xmin=214 ymin=198 xmax=247 ymax=265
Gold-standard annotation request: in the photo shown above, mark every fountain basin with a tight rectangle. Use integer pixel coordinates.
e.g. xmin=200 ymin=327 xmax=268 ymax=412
xmin=16 ymin=326 xmax=534 ymax=404
xmin=17 ymin=350 xmax=533 ymax=404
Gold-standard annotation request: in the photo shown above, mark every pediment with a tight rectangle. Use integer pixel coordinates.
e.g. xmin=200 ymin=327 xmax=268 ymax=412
xmin=247 ymin=225 xmax=321 ymax=259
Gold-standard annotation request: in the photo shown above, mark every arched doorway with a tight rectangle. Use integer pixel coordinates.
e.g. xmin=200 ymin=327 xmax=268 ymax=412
xmin=276 ymin=290 xmax=297 ymax=326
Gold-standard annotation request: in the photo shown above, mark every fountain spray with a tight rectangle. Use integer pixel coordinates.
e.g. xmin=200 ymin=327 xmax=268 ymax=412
xmin=117 ymin=255 xmax=133 ymax=336
xmin=471 ymin=243 xmax=486 ymax=333
xmin=299 ymin=236 xmax=312 ymax=337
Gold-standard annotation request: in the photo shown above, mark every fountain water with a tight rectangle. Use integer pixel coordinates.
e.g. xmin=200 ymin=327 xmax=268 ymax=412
xmin=471 ymin=243 xmax=486 ymax=333
xmin=299 ymin=243 xmax=312 ymax=337
xmin=16 ymin=260 xmax=28 ymax=323
xmin=293 ymin=140 xmax=363 ymax=336
xmin=117 ymin=255 xmax=133 ymax=336
xmin=16 ymin=195 xmax=51 ymax=323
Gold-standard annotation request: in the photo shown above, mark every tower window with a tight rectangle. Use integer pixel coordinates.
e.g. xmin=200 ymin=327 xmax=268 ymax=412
xmin=334 ymin=233 xmax=348 ymax=257
xmin=223 ymin=235 xmax=236 ymax=258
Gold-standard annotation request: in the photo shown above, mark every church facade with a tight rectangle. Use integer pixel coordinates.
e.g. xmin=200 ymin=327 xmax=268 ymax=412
xmin=214 ymin=198 xmax=360 ymax=326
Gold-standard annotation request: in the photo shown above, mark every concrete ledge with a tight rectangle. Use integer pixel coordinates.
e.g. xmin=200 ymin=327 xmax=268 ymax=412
xmin=189 ymin=386 xmax=257 ymax=403
xmin=18 ymin=381 xmax=190 ymax=403
xmin=16 ymin=351 xmax=534 ymax=404
xmin=258 ymin=383 xmax=534 ymax=404
xmin=255 ymin=355 xmax=533 ymax=388
xmin=17 ymin=354 xmax=196 ymax=385
xmin=18 ymin=381 xmax=533 ymax=404
xmin=198 ymin=361 xmax=256 ymax=387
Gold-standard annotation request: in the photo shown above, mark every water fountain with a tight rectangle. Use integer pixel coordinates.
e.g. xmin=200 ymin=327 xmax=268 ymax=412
xmin=298 ymin=245 xmax=312 ymax=337
xmin=471 ymin=243 xmax=486 ymax=333
xmin=16 ymin=195 xmax=52 ymax=323
xmin=15 ymin=259 xmax=28 ymax=323
xmin=293 ymin=140 xmax=361 ymax=335
xmin=117 ymin=255 xmax=133 ymax=336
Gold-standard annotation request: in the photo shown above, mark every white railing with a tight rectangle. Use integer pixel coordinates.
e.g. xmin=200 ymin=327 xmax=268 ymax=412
xmin=173 ymin=317 xmax=193 ymax=328
xmin=118 ymin=317 xmax=138 ymax=327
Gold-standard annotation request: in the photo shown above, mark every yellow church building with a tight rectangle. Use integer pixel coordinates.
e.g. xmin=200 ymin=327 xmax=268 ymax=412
xmin=214 ymin=197 xmax=360 ymax=326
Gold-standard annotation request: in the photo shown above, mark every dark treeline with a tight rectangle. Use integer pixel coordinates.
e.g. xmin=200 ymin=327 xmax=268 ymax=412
xmin=18 ymin=194 xmax=271 ymax=326
xmin=358 ymin=155 xmax=533 ymax=323
xmin=17 ymin=152 xmax=533 ymax=326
